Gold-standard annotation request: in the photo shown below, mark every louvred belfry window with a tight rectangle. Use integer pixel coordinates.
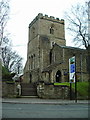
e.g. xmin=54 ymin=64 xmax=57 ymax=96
xmin=50 ymin=27 xmax=54 ymax=34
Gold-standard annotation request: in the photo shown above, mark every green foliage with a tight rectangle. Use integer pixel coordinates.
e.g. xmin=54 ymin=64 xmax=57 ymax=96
xmin=2 ymin=66 xmax=9 ymax=75
xmin=57 ymin=82 xmax=89 ymax=98
xmin=2 ymin=66 xmax=16 ymax=81
xmin=72 ymin=82 xmax=89 ymax=97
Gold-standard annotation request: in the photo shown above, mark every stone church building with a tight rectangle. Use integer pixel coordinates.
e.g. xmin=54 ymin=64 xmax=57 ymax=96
xmin=23 ymin=13 xmax=88 ymax=86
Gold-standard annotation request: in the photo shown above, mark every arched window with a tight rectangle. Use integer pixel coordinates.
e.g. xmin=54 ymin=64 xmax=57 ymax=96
xmin=29 ymin=56 xmax=31 ymax=70
xmin=56 ymin=70 xmax=61 ymax=82
xmin=50 ymin=27 xmax=54 ymax=34
xmin=30 ymin=74 xmax=32 ymax=83
xmin=50 ymin=51 xmax=52 ymax=64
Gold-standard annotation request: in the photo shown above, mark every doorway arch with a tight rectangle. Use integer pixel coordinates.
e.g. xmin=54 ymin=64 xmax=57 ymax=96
xmin=56 ymin=70 xmax=61 ymax=82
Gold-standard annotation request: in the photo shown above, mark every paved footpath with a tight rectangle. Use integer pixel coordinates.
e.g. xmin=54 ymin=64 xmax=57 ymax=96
xmin=2 ymin=97 xmax=89 ymax=104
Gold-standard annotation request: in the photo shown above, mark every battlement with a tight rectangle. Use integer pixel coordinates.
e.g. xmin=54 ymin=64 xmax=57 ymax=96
xmin=29 ymin=13 xmax=64 ymax=27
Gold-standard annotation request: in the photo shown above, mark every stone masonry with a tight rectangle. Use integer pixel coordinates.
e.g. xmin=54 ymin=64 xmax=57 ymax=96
xmin=24 ymin=13 xmax=88 ymax=84
xmin=23 ymin=13 xmax=88 ymax=98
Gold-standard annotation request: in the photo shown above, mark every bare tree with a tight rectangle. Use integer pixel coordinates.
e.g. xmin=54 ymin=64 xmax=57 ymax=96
xmin=65 ymin=2 xmax=88 ymax=48
xmin=11 ymin=53 xmax=23 ymax=74
xmin=0 ymin=0 xmax=23 ymax=74
xmin=64 ymin=1 xmax=90 ymax=81
xmin=2 ymin=46 xmax=23 ymax=74
xmin=0 ymin=0 xmax=10 ymax=46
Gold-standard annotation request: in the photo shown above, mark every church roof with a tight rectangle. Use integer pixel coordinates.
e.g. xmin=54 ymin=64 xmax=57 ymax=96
xmin=42 ymin=62 xmax=63 ymax=72
xmin=54 ymin=43 xmax=86 ymax=51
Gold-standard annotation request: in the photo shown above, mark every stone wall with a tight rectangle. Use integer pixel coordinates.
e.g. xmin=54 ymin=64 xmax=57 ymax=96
xmin=2 ymin=82 xmax=17 ymax=98
xmin=37 ymin=82 xmax=70 ymax=99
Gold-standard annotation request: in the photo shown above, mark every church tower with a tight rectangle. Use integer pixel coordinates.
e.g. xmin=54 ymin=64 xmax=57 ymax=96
xmin=24 ymin=13 xmax=66 ymax=83
xmin=22 ymin=13 xmax=88 ymax=98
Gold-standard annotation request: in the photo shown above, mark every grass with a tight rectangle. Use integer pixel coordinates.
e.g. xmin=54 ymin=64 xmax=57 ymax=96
xmin=54 ymin=81 xmax=89 ymax=99
xmin=54 ymin=82 xmax=70 ymax=86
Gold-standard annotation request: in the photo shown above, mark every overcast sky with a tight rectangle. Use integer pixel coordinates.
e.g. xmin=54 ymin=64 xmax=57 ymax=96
xmin=7 ymin=0 xmax=87 ymax=66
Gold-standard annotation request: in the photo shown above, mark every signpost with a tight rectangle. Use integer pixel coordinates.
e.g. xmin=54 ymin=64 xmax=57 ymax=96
xmin=69 ymin=56 xmax=75 ymax=83
xmin=69 ymin=56 xmax=77 ymax=102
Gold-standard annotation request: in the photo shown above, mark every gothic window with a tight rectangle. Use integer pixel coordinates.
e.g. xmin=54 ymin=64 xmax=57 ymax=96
xmin=29 ymin=56 xmax=31 ymax=70
xmin=50 ymin=27 xmax=54 ymax=34
xmin=29 ymin=74 xmax=32 ymax=83
xmin=49 ymin=50 xmax=56 ymax=64
xmin=30 ymin=54 xmax=36 ymax=69
xmin=50 ymin=51 xmax=52 ymax=64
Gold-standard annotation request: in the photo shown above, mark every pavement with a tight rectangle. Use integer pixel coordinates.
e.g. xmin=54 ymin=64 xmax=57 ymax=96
xmin=2 ymin=96 xmax=89 ymax=105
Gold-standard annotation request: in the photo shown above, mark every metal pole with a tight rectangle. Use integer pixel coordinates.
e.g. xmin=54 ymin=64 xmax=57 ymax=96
xmin=75 ymin=56 xmax=77 ymax=103
xmin=70 ymin=83 xmax=72 ymax=100
xmin=75 ymin=77 xmax=77 ymax=103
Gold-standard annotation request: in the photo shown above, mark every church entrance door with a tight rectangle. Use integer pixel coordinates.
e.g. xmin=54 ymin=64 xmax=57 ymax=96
xmin=56 ymin=70 xmax=61 ymax=82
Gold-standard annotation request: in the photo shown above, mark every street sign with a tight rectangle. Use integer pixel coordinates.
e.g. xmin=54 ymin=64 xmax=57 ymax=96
xmin=69 ymin=56 xmax=75 ymax=83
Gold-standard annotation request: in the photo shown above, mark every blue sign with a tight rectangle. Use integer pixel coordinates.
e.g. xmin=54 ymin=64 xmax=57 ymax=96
xmin=70 ymin=64 xmax=75 ymax=73
xmin=69 ymin=56 xmax=76 ymax=83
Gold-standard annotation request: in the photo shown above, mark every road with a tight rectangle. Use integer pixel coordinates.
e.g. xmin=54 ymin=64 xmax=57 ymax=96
xmin=2 ymin=103 xmax=88 ymax=118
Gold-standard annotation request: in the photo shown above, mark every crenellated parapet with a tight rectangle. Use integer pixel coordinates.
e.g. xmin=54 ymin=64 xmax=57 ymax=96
xmin=29 ymin=13 xmax=64 ymax=27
